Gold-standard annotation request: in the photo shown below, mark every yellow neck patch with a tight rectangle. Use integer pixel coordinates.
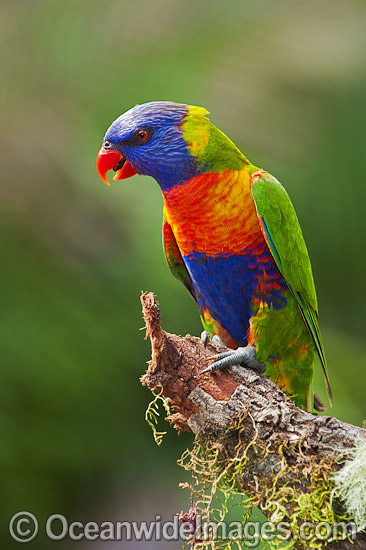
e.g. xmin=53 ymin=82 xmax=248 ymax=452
xmin=182 ymin=105 xmax=211 ymax=157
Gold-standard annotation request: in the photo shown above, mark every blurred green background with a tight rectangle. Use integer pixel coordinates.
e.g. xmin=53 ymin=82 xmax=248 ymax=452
xmin=0 ymin=0 xmax=365 ymax=548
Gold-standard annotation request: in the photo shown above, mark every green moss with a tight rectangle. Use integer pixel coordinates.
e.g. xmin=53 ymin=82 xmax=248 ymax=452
xmin=145 ymin=386 xmax=172 ymax=446
xmin=177 ymin=412 xmax=355 ymax=549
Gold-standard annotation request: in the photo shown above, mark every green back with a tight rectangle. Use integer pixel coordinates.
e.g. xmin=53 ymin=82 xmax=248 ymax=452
xmin=251 ymin=171 xmax=332 ymax=403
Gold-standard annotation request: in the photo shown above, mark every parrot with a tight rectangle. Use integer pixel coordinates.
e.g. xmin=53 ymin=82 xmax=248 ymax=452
xmin=96 ymin=101 xmax=332 ymax=412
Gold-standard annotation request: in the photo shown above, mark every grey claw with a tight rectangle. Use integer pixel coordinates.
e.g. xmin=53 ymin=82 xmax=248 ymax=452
xmin=200 ymin=330 xmax=210 ymax=347
xmin=212 ymin=335 xmax=225 ymax=347
xmin=200 ymin=364 xmax=214 ymax=374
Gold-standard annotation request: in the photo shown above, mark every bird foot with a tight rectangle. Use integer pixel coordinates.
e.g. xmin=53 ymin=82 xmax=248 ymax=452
xmin=201 ymin=346 xmax=266 ymax=375
xmin=200 ymin=330 xmax=225 ymax=349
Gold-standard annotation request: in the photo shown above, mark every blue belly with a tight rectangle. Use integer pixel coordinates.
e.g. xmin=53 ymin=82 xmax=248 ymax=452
xmin=183 ymin=248 xmax=288 ymax=346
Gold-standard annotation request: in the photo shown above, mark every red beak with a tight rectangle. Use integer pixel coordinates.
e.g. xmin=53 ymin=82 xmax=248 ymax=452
xmin=96 ymin=147 xmax=138 ymax=186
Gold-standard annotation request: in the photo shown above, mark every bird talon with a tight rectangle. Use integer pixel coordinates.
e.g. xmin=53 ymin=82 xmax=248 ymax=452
xmin=200 ymin=330 xmax=210 ymax=348
xmin=200 ymin=331 xmax=226 ymax=350
xmin=202 ymin=346 xmax=266 ymax=375
xmin=200 ymin=365 xmax=213 ymax=375
xmin=212 ymin=334 xmax=225 ymax=347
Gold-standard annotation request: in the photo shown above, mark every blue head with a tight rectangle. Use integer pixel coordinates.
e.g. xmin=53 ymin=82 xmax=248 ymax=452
xmin=97 ymin=101 xmax=208 ymax=190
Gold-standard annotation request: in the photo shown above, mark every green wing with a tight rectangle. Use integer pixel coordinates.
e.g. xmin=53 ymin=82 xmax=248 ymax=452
xmin=251 ymin=171 xmax=332 ymax=404
xmin=162 ymin=208 xmax=196 ymax=301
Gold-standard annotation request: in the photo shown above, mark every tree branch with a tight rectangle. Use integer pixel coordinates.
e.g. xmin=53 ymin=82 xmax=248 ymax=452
xmin=140 ymin=292 xmax=366 ymax=549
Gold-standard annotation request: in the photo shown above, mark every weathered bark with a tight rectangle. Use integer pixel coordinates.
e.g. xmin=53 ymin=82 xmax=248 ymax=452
xmin=140 ymin=292 xmax=366 ymax=549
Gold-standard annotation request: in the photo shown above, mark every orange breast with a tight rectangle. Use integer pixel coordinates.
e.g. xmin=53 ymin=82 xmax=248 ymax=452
xmin=162 ymin=169 xmax=262 ymax=257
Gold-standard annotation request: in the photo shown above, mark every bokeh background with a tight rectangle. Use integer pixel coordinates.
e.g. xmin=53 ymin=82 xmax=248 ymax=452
xmin=1 ymin=0 xmax=365 ymax=548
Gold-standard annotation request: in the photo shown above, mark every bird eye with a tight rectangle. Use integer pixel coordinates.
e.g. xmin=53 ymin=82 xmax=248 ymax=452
xmin=136 ymin=130 xmax=149 ymax=142
xmin=104 ymin=141 xmax=111 ymax=148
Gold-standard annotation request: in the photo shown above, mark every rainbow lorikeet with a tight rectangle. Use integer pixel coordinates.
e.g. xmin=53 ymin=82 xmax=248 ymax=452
xmin=96 ymin=101 xmax=332 ymax=412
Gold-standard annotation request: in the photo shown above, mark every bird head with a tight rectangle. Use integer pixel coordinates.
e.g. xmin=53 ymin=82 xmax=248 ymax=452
xmin=96 ymin=101 xmax=247 ymax=190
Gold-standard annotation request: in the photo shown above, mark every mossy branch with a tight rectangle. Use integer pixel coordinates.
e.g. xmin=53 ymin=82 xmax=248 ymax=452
xmin=140 ymin=292 xmax=366 ymax=549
